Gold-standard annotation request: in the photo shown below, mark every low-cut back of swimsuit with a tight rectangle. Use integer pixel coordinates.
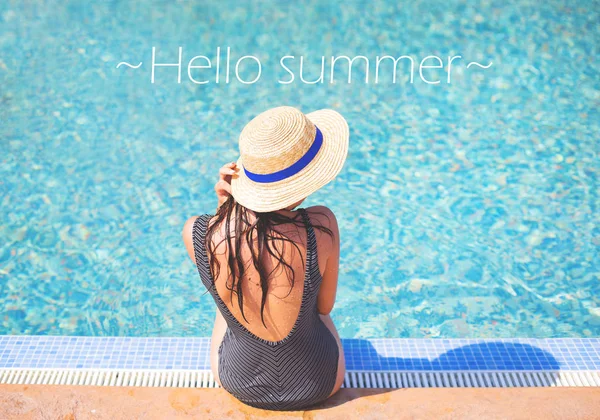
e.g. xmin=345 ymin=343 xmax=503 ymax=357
xmin=192 ymin=208 xmax=339 ymax=411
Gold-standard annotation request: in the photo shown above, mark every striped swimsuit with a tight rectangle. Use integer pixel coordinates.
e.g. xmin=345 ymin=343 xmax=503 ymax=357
xmin=192 ymin=208 xmax=339 ymax=410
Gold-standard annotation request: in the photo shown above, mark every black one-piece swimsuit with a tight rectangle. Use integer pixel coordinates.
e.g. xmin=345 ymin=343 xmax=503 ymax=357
xmin=192 ymin=208 xmax=339 ymax=411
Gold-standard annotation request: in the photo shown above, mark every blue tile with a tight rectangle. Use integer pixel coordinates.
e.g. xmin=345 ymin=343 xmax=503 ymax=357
xmin=0 ymin=336 xmax=598 ymax=371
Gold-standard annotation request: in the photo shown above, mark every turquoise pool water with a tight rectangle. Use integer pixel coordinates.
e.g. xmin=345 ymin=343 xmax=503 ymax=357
xmin=1 ymin=0 xmax=598 ymax=338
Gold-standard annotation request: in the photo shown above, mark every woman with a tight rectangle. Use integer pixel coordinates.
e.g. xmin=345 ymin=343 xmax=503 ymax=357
xmin=182 ymin=106 xmax=348 ymax=411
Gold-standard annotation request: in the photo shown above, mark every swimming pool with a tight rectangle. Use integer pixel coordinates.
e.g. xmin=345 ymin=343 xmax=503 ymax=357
xmin=0 ymin=0 xmax=598 ymax=339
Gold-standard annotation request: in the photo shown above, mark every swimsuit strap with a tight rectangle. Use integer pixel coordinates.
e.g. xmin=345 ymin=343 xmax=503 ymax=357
xmin=192 ymin=214 xmax=216 ymax=292
xmin=298 ymin=208 xmax=317 ymax=254
xmin=297 ymin=208 xmax=321 ymax=292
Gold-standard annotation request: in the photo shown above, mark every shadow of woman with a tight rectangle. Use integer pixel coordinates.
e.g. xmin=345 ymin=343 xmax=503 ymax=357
xmin=310 ymin=339 xmax=561 ymax=410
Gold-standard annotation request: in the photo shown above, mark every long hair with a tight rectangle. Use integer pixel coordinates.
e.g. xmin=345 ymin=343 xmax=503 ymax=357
xmin=204 ymin=196 xmax=334 ymax=328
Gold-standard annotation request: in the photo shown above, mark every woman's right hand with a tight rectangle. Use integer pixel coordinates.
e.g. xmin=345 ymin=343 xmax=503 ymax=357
xmin=215 ymin=162 xmax=237 ymax=209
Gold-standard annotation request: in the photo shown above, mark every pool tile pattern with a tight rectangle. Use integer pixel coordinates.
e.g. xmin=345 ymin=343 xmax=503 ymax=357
xmin=0 ymin=336 xmax=598 ymax=371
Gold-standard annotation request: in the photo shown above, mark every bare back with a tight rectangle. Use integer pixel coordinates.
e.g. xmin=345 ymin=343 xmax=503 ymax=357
xmin=209 ymin=209 xmax=312 ymax=342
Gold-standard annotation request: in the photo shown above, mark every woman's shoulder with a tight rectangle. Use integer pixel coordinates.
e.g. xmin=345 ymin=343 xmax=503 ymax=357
xmin=182 ymin=214 xmax=215 ymax=259
xmin=183 ymin=213 xmax=216 ymax=232
xmin=304 ymin=205 xmax=336 ymax=220
xmin=303 ymin=206 xmax=339 ymax=236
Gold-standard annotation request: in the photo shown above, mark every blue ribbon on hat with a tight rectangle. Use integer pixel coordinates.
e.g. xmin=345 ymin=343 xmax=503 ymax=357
xmin=243 ymin=126 xmax=323 ymax=183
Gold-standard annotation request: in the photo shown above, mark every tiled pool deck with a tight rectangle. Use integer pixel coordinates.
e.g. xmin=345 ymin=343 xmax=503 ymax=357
xmin=1 ymin=336 xmax=598 ymax=372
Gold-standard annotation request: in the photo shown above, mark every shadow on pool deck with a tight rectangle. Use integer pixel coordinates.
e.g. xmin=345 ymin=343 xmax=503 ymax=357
xmin=306 ymin=339 xmax=562 ymax=409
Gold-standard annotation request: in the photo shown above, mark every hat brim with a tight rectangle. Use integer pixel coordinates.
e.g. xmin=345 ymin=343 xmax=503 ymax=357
xmin=230 ymin=109 xmax=349 ymax=213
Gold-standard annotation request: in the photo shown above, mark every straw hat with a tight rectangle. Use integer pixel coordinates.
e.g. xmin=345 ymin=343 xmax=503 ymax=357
xmin=230 ymin=106 xmax=349 ymax=212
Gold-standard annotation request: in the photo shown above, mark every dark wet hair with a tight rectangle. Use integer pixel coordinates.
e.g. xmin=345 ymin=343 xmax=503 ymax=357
xmin=204 ymin=196 xmax=334 ymax=328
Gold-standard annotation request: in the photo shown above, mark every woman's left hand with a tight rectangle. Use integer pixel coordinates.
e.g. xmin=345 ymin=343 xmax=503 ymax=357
xmin=215 ymin=162 xmax=237 ymax=209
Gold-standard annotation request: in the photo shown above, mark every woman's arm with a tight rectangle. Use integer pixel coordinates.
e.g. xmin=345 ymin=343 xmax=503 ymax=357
xmin=182 ymin=216 xmax=199 ymax=264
